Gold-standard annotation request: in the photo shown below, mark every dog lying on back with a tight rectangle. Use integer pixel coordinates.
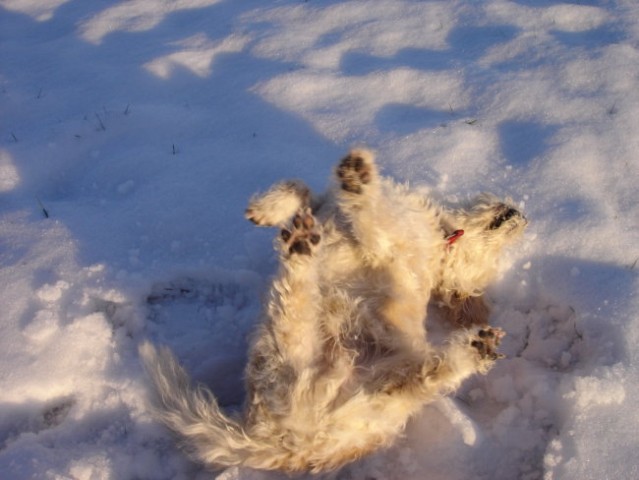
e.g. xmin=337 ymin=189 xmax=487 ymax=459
xmin=140 ymin=149 xmax=527 ymax=473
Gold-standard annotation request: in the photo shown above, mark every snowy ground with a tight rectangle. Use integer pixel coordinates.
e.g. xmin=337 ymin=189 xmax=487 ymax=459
xmin=1 ymin=1 xmax=638 ymax=479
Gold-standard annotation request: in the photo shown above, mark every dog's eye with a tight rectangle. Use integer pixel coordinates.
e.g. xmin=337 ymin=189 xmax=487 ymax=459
xmin=489 ymin=207 xmax=519 ymax=230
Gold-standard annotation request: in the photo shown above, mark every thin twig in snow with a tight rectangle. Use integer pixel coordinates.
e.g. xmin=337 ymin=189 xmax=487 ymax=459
xmin=37 ymin=198 xmax=50 ymax=219
xmin=95 ymin=113 xmax=106 ymax=131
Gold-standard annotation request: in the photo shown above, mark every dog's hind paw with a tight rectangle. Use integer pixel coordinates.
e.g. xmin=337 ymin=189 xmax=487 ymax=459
xmin=470 ymin=326 xmax=505 ymax=363
xmin=336 ymin=150 xmax=376 ymax=194
xmin=280 ymin=209 xmax=321 ymax=256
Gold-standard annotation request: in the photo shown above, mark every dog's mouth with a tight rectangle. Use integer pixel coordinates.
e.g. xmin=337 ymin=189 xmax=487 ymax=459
xmin=488 ymin=206 xmax=526 ymax=232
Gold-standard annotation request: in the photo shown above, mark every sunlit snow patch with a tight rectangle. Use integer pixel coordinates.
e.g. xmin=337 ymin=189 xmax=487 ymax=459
xmin=78 ymin=0 xmax=224 ymax=45
xmin=0 ymin=150 xmax=20 ymax=192
xmin=144 ymin=34 xmax=250 ymax=79
xmin=0 ymin=0 xmax=70 ymax=22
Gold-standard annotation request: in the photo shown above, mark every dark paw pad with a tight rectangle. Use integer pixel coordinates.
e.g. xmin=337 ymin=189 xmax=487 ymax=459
xmin=281 ymin=210 xmax=321 ymax=256
xmin=336 ymin=153 xmax=373 ymax=194
xmin=289 ymin=240 xmax=312 ymax=255
xmin=471 ymin=327 xmax=505 ymax=361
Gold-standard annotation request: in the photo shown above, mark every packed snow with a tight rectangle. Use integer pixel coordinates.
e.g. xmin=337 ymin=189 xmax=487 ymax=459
xmin=1 ymin=0 xmax=638 ymax=479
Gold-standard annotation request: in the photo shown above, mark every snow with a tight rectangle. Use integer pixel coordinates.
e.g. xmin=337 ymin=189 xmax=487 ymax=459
xmin=1 ymin=0 xmax=638 ymax=479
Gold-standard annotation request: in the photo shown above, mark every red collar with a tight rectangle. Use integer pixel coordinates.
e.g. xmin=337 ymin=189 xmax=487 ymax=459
xmin=445 ymin=229 xmax=464 ymax=248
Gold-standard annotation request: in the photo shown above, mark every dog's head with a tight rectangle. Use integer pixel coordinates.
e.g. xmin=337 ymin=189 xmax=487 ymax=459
xmin=455 ymin=193 xmax=528 ymax=244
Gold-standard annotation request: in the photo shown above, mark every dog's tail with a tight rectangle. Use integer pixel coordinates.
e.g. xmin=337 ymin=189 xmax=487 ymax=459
xmin=139 ymin=341 xmax=271 ymax=469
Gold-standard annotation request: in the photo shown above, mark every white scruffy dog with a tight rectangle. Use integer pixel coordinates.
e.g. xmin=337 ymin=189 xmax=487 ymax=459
xmin=140 ymin=149 xmax=527 ymax=474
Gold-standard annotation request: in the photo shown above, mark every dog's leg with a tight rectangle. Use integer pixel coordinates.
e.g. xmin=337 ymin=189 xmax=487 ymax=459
xmin=334 ymin=149 xmax=393 ymax=263
xmin=336 ymin=150 xmax=429 ymax=342
xmin=261 ymin=209 xmax=324 ymax=371
xmin=363 ymin=326 xmax=504 ymax=397
xmin=245 ymin=209 xmax=326 ymax=424
xmin=245 ymin=180 xmax=311 ymax=227
xmin=421 ymin=326 xmax=504 ymax=394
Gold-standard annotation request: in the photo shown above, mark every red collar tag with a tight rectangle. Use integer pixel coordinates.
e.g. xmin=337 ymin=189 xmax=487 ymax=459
xmin=446 ymin=229 xmax=464 ymax=247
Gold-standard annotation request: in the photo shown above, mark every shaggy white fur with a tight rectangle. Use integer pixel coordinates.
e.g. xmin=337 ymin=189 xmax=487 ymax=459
xmin=140 ymin=149 xmax=527 ymax=473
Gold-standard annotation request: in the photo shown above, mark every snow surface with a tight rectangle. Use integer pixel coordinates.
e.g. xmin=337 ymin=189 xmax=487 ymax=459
xmin=1 ymin=0 xmax=638 ymax=479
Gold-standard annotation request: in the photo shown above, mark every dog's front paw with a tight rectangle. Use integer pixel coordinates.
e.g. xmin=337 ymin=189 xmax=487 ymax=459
xmin=336 ymin=150 xmax=376 ymax=194
xmin=470 ymin=327 xmax=505 ymax=370
xmin=245 ymin=180 xmax=310 ymax=227
xmin=280 ymin=209 xmax=321 ymax=256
